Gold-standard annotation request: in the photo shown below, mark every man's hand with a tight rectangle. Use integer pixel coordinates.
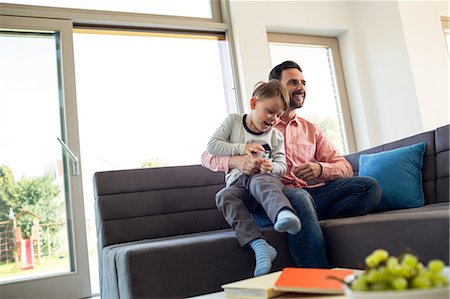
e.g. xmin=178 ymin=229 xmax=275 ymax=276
xmin=259 ymin=159 xmax=273 ymax=174
xmin=293 ymin=162 xmax=322 ymax=181
xmin=244 ymin=143 xmax=265 ymax=156
xmin=229 ymin=155 xmax=261 ymax=175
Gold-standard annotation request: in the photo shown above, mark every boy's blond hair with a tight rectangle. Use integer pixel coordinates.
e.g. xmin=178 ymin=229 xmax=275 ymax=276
xmin=252 ymin=79 xmax=290 ymax=111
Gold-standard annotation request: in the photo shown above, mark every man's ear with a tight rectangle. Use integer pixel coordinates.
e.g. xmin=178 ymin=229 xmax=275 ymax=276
xmin=250 ymin=97 xmax=257 ymax=109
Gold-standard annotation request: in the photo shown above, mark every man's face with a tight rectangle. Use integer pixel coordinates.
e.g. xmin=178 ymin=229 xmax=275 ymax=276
xmin=279 ymin=68 xmax=307 ymax=109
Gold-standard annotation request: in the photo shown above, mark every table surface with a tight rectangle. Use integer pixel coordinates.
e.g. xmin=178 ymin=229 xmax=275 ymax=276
xmin=191 ymin=291 xmax=347 ymax=299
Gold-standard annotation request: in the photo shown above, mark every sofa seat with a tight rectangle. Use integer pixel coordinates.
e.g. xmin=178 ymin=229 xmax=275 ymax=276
xmin=101 ymin=228 xmax=294 ymax=299
xmin=322 ymin=202 xmax=449 ymax=268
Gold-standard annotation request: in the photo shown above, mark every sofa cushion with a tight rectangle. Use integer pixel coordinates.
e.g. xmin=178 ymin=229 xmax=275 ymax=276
xmin=94 ymin=165 xmax=229 ymax=248
xmin=359 ymin=142 xmax=426 ymax=211
xmin=345 ymin=129 xmax=437 ymax=205
xmin=322 ymin=202 xmax=449 ymax=269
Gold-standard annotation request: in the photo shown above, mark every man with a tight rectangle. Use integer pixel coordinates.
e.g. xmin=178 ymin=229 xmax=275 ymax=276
xmin=202 ymin=60 xmax=381 ymax=267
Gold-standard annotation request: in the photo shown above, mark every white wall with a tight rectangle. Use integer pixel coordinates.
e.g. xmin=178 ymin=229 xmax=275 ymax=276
xmin=227 ymin=0 xmax=449 ymax=150
xmin=398 ymin=1 xmax=449 ymax=133
xmin=343 ymin=1 xmax=422 ymax=147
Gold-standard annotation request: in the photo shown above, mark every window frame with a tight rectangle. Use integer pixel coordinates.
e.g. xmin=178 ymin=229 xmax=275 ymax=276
xmin=0 ymin=2 xmax=225 ymax=30
xmin=267 ymin=32 xmax=356 ymax=153
xmin=0 ymin=14 xmax=91 ymax=298
xmin=442 ymin=16 xmax=450 ymax=53
xmin=0 ymin=3 xmax=239 ymax=297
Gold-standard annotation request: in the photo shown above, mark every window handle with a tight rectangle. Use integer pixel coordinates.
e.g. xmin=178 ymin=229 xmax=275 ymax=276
xmin=57 ymin=137 xmax=80 ymax=176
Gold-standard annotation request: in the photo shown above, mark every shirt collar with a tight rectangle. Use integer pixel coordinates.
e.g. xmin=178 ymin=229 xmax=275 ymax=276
xmin=278 ymin=113 xmax=301 ymax=126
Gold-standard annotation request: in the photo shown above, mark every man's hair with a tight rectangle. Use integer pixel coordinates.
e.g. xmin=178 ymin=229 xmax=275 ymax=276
xmin=252 ymin=79 xmax=290 ymax=111
xmin=269 ymin=60 xmax=303 ymax=81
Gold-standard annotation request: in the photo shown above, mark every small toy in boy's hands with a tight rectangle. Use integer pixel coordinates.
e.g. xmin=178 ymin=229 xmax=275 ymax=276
xmin=258 ymin=144 xmax=273 ymax=174
xmin=245 ymin=143 xmax=265 ymax=157
xmin=246 ymin=143 xmax=271 ymax=159
xmin=260 ymin=144 xmax=271 ymax=159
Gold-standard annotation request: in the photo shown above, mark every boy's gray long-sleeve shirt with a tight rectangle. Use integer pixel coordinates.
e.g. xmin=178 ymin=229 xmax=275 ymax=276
xmin=207 ymin=113 xmax=287 ymax=186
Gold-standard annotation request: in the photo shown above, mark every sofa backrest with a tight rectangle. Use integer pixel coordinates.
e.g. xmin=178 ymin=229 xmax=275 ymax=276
xmin=94 ymin=165 xmax=228 ymax=249
xmin=345 ymin=124 xmax=449 ymax=205
xmin=435 ymin=125 xmax=449 ymax=203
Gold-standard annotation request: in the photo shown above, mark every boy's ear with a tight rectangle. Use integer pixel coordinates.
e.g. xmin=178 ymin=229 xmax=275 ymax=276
xmin=250 ymin=97 xmax=257 ymax=109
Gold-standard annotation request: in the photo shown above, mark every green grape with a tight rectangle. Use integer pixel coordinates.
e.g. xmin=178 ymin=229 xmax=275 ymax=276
xmin=370 ymin=281 xmax=389 ymax=291
xmin=386 ymin=256 xmax=401 ymax=274
xmin=365 ymin=249 xmax=389 ymax=268
xmin=365 ymin=254 xmax=378 ymax=268
xmin=411 ymin=273 xmax=432 ymax=289
xmin=417 ymin=262 xmax=425 ymax=272
xmin=366 ymin=268 xmax=383 ymax=283
xmin=428 ymin=259 xmax=445 ymax=273
xmin=379 ymin=266 xmax=390 ymax=278
xmin=351 ymin=277 xmax=368 ymax=291
xmin=391 ymin=276 xmax=408 ymax=290
xmin=431 ymin=273 xmax=449 ymax=287
xmin=400 ymin=264 xmax=415 ymax=278
xmin=402 ymin=253 xmax=419 ymax=268
xmin=372 ymin=249 xmax=389 ymax=263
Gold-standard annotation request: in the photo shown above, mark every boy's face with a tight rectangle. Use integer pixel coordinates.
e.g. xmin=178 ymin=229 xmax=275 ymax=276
xmin=248 ymin=96 xmax=285 ymax=133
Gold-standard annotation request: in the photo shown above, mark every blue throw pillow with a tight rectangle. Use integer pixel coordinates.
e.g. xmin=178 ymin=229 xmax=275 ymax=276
xmin=358 ymin=142 xmax=426 ymax=211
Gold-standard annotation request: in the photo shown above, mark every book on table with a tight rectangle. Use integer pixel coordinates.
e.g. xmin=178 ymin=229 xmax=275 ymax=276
xmin=221 ymin=271 xmax=285 ymax=299
xmin=273 ymin=267 xmax=354 ymax=294
xmin=221 ymin=268 xmax=355 ymax=298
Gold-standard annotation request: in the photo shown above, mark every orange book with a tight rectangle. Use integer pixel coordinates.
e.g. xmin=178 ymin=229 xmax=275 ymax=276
xmin=273 ymin=267 xmax=354 ymax=294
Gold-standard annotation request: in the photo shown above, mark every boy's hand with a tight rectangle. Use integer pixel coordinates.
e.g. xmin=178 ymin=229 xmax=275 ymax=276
xmin=229 ymin=155 xmax=261 ymax=175
xmin=259 ymin=159 xmax=273 ymax=174
xmin=244 ymin=143 xmax=265 ymax=157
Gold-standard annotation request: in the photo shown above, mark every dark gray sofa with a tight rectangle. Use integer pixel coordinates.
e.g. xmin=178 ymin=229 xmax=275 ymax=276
xmin=94 ymin=124 xmax=449 ymax=298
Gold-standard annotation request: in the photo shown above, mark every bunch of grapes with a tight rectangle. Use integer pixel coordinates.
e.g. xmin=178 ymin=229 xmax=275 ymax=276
xmin=350 ymin=249 xmax=449 ymax=291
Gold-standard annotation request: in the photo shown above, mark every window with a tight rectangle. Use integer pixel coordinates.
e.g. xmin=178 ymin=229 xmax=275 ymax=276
xmin=268 ymin=33 xmax=355 ymax=154
xmin=72 ymin=28 xmax=236 ymax=292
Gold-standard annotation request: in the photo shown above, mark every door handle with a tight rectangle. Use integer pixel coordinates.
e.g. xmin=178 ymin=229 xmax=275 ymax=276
xmin=57 ymin=137 xmax=80 ymax=176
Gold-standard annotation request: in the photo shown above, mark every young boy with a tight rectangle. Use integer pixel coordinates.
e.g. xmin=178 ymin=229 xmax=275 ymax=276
xmin=207 ymin=80 xmax=301 ymax=276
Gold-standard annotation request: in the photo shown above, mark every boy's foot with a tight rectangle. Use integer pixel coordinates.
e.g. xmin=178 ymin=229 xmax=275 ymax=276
xmin=274 ymin=209 xmax=301 ymax=234
xmin=249 ymin=239 xmax=277 ymax=276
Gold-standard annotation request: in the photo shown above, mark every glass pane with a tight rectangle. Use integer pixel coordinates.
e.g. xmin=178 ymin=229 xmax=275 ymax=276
xmin=73 ymin=29 xmax=234 ymax=293
xmin=0 ymin=31 xmax=72 ymax=283
xmin=6 ymin=0 xmax=213 ymax=19
xmin=269 ymin=43 xmax=347 ymax=154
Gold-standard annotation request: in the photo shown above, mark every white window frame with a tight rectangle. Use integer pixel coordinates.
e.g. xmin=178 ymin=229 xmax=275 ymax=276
xmin=2 ymin=0 xmax=222 ymax=22
xmin=0 ymin=15 xmax=91 ymax=298
xmin=0 ymin=3 xmax=239 ymax=297
xmin=0 ymin=2 xmax=225 ymax=32
xmin=442 ymin=16 xmax=450 ymax=54
xmin=267 ymin=32 xmax=356 ymax=153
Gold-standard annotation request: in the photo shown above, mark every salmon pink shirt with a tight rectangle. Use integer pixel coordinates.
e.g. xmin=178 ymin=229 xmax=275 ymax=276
xmin=201 ymin=115 xmax=353 ymax=188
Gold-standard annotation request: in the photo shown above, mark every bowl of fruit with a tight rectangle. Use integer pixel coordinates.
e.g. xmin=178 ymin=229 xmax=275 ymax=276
xmin=343 ymin=249 xmax=449 ymax=299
